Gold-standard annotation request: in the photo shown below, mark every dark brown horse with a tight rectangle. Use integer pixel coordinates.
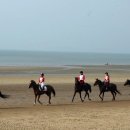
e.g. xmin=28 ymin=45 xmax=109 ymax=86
xmin=94 ymin=78 xmax=121 ymax=101
xmin=124 ymin=79 xmax=130 ymax=86
xmin=72 ymin=77 xmax=92 ymax=102
xmin=0 ymin=91 xmax=9 ymax=99
xmin=29 ymin=80 xmax=56 ymax=105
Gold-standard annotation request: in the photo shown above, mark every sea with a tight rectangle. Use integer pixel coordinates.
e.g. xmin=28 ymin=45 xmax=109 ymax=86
xmin=0 ymin=50 xmax=130 ymax=66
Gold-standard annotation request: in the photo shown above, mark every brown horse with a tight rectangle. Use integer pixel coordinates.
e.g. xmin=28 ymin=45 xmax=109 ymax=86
xmin=29 ymin=80 xmax=56 ymax=105
xmin=0 ymin=91 xmax=9 ymax=98
xmin=124 ymin=79 xmax=130 ymax=86
xmin=94 ymin=78 xmax=121 ymax=101
xmin=72 ymin=77 xmax=92 ymax=102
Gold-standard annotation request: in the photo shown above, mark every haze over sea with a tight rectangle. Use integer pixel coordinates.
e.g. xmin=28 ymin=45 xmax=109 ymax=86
xmin=0 ymin=50 xmax=130 ymax=66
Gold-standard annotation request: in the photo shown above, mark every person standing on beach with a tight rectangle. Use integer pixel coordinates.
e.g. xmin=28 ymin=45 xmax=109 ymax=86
xmin=78 ymin=71 xmax=86 ymax=88
xmin=104 ymin=72 xmax=110 ymax=91
xmin=38 ymin=73 xmax=46 ymax=91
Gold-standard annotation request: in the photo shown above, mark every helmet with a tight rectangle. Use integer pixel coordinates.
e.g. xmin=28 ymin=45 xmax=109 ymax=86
xmin=80 ymin=71 xmax=83 ymax=74
xmin=105 ymin=72 xmax=108 ymax=75
xmin=41 ymin=73 xmax=44 ymax=76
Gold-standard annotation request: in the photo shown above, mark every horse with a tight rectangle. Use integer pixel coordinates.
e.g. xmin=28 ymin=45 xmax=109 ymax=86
xmin=124 ymin=79 xmax=130 ymax=86
xmin=72 ymin=77 xmax=92 ymax=102
xmin=29 ymin=80 xmax=56 ymax=105
xmin=94 ymin=78 xmax=121 ymax=101
xmin=0 ymin=91 xmax=9 ymax=99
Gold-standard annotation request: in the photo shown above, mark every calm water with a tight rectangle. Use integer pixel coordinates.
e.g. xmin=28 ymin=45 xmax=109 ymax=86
xmin=0 ymin=50 xmax=130 ymax=66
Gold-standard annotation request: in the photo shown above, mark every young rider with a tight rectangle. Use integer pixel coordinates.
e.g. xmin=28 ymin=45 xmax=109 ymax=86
xmin=78 ymin=71 xmax=86 ymax=86
xmin=38 ymin=73 xmax=45 ymax=91
xmin=104 ymin=72 xmax=110 ymax=91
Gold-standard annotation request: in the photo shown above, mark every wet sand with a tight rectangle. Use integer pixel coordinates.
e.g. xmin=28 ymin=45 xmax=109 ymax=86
xmin=0 ymin=65 xmax=130 ymax=130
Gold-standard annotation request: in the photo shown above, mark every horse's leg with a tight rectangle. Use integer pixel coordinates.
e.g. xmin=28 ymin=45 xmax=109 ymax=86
xmin=111 ymin=91 xmax=115 ymax=101
xmin=87 ymin=92 xmax=91 ymax=101
xmin=46 ymin=93 xmax=51 ymax=104
xmin=114 ymin=91 xmax=117 ymax=97
xmin=115 ymin=89 xmax=121 ymax=95
xmin=102 ymin=92 xmax=105 ymax=101
xmin=79 ymin=92 xmax=84 ymax=102
xmin=72 ymin=91 xmax=76 ymax=102
xmin=34 ymin=95 xmax=37 ymax=105
xmin=84 ymin=92 xmax=91 ymax=101
xmin=84 ymin=92 xmax=87 ymax=100
xmin=48 ymin=95 xmax=51 ymax=104
xmin=99 ymin=91 xmax=103 ymax=101
xmin=37 ymin=95 xmax=42 ymax=105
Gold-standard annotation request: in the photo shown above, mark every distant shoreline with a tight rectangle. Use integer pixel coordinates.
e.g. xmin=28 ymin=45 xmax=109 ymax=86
xmin=0 ymin=49 xmax=130 ymax=55
xmin=0 ymin=65 xmax=130 ymax=85
xmin=1 ymin=64 xmax=130 ymax=67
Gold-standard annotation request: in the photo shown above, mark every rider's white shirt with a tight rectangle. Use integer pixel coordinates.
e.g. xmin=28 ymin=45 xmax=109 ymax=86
xmin=79 ymin=75 xmax=84 ymax=80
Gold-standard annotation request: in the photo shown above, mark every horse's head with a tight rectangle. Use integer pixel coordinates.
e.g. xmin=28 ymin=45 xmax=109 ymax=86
xmin=124 ymin=79 xmax=130 ymax=86
xmin=94 ymin=78 xmax=102 ymax=86
xmin=29 ymin=80 xmax=37 ymax=89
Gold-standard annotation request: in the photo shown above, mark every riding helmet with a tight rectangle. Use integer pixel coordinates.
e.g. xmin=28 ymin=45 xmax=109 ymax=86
xmin=41 ymin=73 xmax=44 ymax=76
xmin=80 ymin=71 xmax=83 ymax=74
xmin=105 ymin=72 xmax=108 ymax=75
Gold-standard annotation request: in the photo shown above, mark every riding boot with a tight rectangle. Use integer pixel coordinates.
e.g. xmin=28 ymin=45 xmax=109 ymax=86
xmin=104 ymin=86 xmax=107 ymax=91
xmin=43 ymin=86 xmax=47 ymax=91
xmin=42 ymin=87 xmax=45 ymax=91
xmin=106 ymin=86 xmax=109 ymax=91
xmin=39 ymin=87 xmax=41 ymax=91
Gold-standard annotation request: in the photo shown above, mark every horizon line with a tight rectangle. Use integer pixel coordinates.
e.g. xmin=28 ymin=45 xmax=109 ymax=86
xmin=0 ymin=49 xmax=130 ymax=55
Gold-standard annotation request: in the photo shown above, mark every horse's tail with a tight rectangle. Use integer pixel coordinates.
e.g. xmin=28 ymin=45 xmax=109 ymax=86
xmin=0 ymin=91 xmax=10 ymax=98
xmin=51 ymin=87 xmax=56 ymax=97
xmin=116 ymin=89 xmax=121 ymax=95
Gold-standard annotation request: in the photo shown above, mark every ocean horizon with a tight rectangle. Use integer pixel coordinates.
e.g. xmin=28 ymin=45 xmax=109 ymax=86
xmin=0 ymin=50 xmax=130 ymax=66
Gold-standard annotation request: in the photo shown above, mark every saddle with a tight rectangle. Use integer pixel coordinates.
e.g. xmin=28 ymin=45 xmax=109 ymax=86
xmin=104 ymin=85 xmax=110 ymax=91
xmin=103 ymin=82 xmax=110 ymax=91
xmin=39 ymin=85 xmax=47 ymax=91
xmin=79 ymin=82 xmax=85 ymax=90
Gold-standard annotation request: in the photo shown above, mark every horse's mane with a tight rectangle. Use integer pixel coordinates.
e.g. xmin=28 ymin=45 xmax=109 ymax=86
xmin=95 ymin=79 xmax=104 ymax=85
xmin=31 ymin=80 xmax=37 ymax=84
xmin=96 ymin=78 xmax=102 ymax=82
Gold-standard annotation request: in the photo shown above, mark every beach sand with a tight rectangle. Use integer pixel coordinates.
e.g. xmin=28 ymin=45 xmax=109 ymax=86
xmin=0 ymin=65 xmax=130 ymax=130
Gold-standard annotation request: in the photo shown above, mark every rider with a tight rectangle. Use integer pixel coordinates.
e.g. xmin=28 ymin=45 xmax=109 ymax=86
xmin=78 ymin=71 xmax=86 ymax=87
xmin=104 ymin=72 xmax=110 ymax=91
xmin=38 ymin=73 xmax=46 ymax=91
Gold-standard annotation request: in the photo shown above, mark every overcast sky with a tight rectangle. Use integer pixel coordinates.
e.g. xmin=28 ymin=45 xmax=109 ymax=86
xmin=0 ymin=0 xmax=130 ymax=53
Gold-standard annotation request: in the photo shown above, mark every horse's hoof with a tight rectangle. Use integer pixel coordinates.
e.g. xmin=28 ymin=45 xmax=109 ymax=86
xmin=38 ymin=101 xmax=42 ymax=105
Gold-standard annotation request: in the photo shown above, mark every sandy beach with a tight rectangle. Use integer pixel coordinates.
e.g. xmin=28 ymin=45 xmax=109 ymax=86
xmin=0 ymin=65 xmax=130 ymax=130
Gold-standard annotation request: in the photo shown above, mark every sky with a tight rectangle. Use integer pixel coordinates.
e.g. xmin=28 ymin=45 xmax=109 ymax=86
xmin=0 ymin=0 xmax=130 ymax=53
